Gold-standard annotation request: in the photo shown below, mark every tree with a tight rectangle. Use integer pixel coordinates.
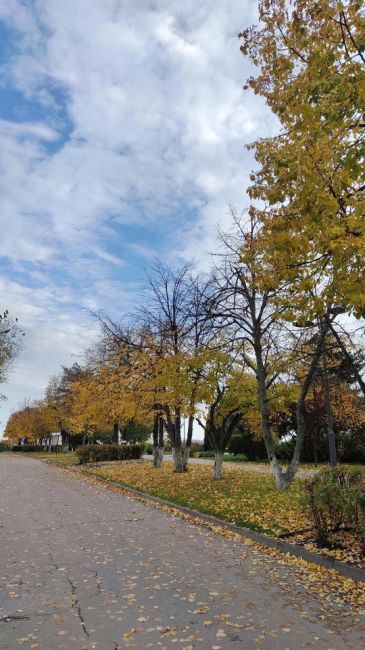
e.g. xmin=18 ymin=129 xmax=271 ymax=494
xmin=137 ymin=263 xmax=219 ymax=472
xmin=69 ymin=343 xmax=153 ymax=446
xmin=302 ymin=379 xmax=365 ymax=463
xmin=214 ymin=214 xmax=332 ymax=489
xmin=4 ymin=400 xmax=54 ymax=444
xmin=138 ymin=263 xmax=193 ymax=472
xmin=85 ymin=322 xmax=166 ymax=464
xmin=0 ymin=310 xmax=24 ymax=400
xmin=197 ymin=362 xmax=257 ymax=479
xmin=239 ymin=0 xmax=365 ymax=318
xmin=46 ymin=364 xmax=90 ymax=448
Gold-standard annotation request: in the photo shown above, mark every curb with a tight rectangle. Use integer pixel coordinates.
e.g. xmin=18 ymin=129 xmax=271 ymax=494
xmin=79 ymin=468 xmax=365 ymax=584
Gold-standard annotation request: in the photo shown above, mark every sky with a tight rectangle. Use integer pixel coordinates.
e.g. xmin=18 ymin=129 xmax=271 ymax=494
xmin=0 ymin=0 xmax=277 ymax=434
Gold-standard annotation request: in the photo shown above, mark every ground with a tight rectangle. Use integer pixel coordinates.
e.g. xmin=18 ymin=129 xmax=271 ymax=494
xmin=88 ymin=459 xmax=308 ymax=536
xmin=1 ymin=454 xmax=365 ymax=650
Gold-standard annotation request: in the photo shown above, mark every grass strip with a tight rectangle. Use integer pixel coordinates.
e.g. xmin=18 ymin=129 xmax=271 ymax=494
xmin=86 ymin=460 xmax=309 ymax=536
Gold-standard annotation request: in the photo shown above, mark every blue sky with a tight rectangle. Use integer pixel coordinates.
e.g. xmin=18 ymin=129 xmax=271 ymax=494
xmin=0 ymin=0 xmax=275 ymax=432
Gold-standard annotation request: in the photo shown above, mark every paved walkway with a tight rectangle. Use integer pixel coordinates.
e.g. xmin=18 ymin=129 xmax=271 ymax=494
xmin=0 ymin=454 xmax=364 ymax=650
xmin=144 ymin=455 xmax=317 ymax=478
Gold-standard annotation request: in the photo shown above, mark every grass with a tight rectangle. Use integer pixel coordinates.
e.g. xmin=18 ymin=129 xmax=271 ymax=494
xmin=86 ymin=460 xmax=309 ymax=536
xmin=19 ymin=451 xmax=80 ymax=466
xmin=19 ymin=451 xmax=365 ymax=540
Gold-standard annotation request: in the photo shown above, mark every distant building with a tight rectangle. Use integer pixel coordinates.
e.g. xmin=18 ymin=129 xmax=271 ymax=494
xmin=38 ymin=432 xmax=63 ymax=448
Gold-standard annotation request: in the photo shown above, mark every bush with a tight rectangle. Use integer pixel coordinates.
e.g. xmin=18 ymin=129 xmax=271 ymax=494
xmin=143 ymin=443 xmax=153 ymax=455
xmin=223 ymin=453 xmax=248 ymax=462
xmin=304 ymin=469 xmax=365 ymax=549
xmin=75 ymin=444 xmax=142 ymax=465
xmin=226 ymin=433 xmax=267 ymax=460
xmin=12 ymin=444 xmax=41 ymax=452
xmin=189 ymin=442 xmax=203 ymax=457
xmin=198 ymin=451 xmax=215 ymax=458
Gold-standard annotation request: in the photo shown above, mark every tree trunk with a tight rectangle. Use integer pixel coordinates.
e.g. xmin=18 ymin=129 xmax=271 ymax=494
xmin=322 ymin=347 xmax=337 ymax=468
xmin=329 ymin=324 xmax=365 ymax=397
xmin=113 ymin=421 xmax=119 ymax=445
xmin=254 ymin=342 xmax=286 ymax=488
xmin=153 ymin=446 xmax=164 ymax=468
xmin=61 ymin=430 xmax=70 ymax=451
xmin=254 ymin=321 xmax=329 ymax=490
xmin=175 ymin=410 xmax=182 ymax=447
xmin=214 ymin=450 xmax=224 ymax=480
xmin=172 ymin=447 xmax=185 ymax=473
xmin=152 ymin=415 xmax=164 ymax=468
xmin=313 ymin=429 xmax=318 ymax=467
xmin=181 ymin=415 xmax=194 ymax=471
xmin=182 ymin=446 xmax=190 ymax=472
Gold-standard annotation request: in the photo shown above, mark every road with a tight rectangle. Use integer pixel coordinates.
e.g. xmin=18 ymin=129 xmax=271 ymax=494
xmin=0 ymin=454 xmax=364 ymax=650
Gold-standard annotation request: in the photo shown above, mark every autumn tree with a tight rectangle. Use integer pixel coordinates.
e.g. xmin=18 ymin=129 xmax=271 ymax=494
xmin=302 ymin=379 xmax=365 ymax=462
xmin=70 ymin=333 xmax=154 ymax=445
xmin=85 ymin=322 xmax=164 ymax=461
xmin=136 ymin=263 xmax=192 ymax=472
xmin=239 ymin=0 xmax=365 ymax=319
xmin=4 ymin=400 xmax=55 ymax=444
xmin=45 ymin=363 xmax=90 ymax=448
xmin=214 ymin=214 xmax=334 ymax=489
xmin=298 ymin=332 xmax=365 ymax=463
xmin=136 ymin=263 xmax=222 ymax=472
xmin=196 ymin=358 xmax=257 ymax=479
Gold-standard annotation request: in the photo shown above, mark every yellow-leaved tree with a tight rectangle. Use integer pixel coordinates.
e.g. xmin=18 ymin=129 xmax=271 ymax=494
xmin=240 ymin=0 xmax=365 ymax=318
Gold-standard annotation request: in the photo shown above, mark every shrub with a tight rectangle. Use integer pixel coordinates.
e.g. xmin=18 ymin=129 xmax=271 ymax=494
xmin=198 ymin=451 xmax=215 ymax=458
xmin=304 ymin=468 xmax=365 ymax=549
xmin=226 ymin=433 xmax=267 ymax=460
xmin=12 ymin=444 xmax=41 ymax=452
xmin=143 ymin=443 xmax=153 ymax=455
xmin=223 ymin=453 xmax=248 ymax=462
xmin=75 ymin=444 xmax=142 ymax=465
xmin=189 ymin=442 xmax=203 ymax=457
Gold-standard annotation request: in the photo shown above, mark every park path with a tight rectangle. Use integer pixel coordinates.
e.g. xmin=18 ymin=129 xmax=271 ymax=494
xmin=0 ymin=455 xmax=364 ymax=650
xmin=144 ymin=454 xmax=317 ymax=478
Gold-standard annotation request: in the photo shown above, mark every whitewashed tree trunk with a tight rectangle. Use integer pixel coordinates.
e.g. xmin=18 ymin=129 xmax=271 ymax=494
xmin=182 ymin=446 xmax=190 ymax=472
xmin=172 ymin=447 xmax=184 ymax=473
xmin=153 ymin=446 xmax=164 ymax=468
xmin=214 ymin=451 xmax=224 ymax=480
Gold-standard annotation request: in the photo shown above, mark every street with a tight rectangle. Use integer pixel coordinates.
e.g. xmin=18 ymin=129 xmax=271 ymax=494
xmin=0 ymin=454 xmax=364 ymax=649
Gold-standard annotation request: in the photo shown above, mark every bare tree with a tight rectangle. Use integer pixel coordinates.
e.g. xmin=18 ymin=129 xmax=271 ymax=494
xmin=0 ymin=310 xmax=24 ymax=401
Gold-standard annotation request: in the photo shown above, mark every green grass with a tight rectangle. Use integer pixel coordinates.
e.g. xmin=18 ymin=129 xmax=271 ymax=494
xmin=86 ymin=460 xmax=309 ymax=536
xmin=19 ymin=451 xmax=80 ymax=466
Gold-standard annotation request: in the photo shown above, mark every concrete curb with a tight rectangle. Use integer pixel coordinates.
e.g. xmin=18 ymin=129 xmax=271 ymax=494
xmin=79 ymin=468 xmax=365 ymax=584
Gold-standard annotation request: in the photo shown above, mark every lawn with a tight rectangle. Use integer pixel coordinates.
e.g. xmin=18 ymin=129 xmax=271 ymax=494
xmin=21 ymin=451 xmax=80 ymax=466
xmin=86 ymin=460 xmax=309 ymax=536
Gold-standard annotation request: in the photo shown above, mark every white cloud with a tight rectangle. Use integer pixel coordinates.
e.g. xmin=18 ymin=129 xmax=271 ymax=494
xmin=0 ymin=0 xmax=278 ymax=432
xmin=0 ymin=118 xmax=59 ymax=140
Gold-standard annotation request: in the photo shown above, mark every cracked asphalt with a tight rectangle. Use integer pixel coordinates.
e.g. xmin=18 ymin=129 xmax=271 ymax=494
xmin=1 ymin=455 xmax=365 ymax=650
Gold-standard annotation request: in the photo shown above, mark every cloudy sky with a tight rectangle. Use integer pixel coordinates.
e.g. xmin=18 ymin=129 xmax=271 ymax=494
xmin=0 ymin=0 xmax=276 ymax=433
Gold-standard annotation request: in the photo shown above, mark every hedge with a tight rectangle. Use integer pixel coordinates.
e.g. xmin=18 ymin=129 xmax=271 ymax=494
xmin=12 ymin=445 xmax=41 ymax=452
xmin=75 ymin=444 xmax=142 ymax=465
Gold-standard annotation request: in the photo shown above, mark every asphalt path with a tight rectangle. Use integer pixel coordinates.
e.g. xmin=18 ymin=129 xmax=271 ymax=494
xmin=143 ymin=455 xmax=317 ymax=478
xmin=0 ymin=454 xmax=364 ymax=650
